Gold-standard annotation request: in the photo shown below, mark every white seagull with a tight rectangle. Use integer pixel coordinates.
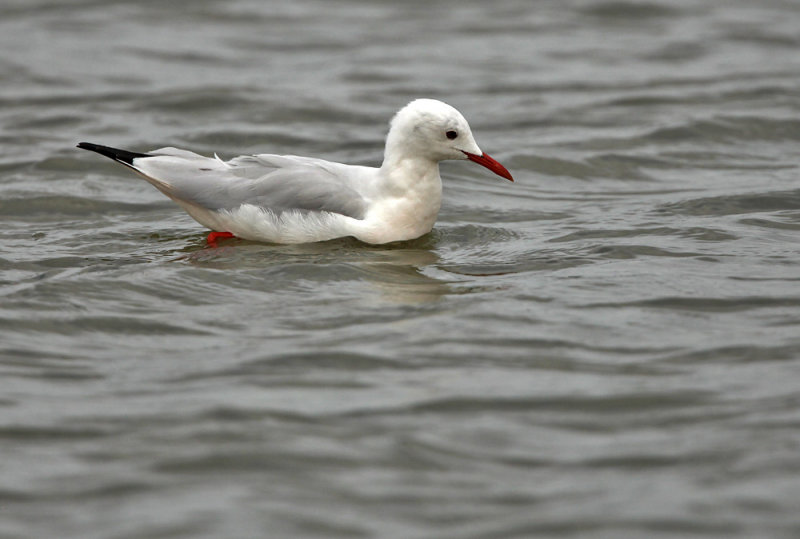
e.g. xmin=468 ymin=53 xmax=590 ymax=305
xmin=78 ymin=98 xmax=513 ymax=245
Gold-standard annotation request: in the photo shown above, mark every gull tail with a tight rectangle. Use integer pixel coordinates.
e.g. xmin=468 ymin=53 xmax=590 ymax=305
xmin=77 ymin=142 xmax=151 ymax=167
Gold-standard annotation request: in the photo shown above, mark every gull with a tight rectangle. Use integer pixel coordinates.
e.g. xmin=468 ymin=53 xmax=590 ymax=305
xmin=77 ymin=98 xmax=513 ymax=245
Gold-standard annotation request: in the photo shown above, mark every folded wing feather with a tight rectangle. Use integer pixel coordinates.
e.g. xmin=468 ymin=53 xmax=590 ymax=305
xmin=133 ymin=148 xmax=369 ymax=220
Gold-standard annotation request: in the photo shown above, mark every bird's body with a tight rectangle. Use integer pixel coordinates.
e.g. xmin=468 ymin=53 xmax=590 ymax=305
xmin=78 ymin=99 xmax=513 ymax=245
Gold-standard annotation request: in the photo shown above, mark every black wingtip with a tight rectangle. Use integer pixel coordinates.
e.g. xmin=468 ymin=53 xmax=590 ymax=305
xmin=77 ymin=142 xmax=150 ymax=166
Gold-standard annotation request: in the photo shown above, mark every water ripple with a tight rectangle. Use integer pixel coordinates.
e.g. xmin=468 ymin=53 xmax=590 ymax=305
xmin=658 ymin=189 xmax=800 ymax=216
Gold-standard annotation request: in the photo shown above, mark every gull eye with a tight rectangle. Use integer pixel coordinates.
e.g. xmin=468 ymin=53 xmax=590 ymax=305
xmin=445 ymin=130 xmax=458 ymax=140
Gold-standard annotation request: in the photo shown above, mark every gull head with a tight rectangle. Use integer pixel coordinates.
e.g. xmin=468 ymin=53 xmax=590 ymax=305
xmin=384 ymin=98 xmax=513 ymax=182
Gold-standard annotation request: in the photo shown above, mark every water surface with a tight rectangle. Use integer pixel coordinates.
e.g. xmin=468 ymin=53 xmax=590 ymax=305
xmin=2 ymin=1 xmax=800 ymax=537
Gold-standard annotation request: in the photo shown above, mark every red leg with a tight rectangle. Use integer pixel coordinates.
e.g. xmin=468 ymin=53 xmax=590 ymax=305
xmin=207 ymin=231 xmax=236 ymax=245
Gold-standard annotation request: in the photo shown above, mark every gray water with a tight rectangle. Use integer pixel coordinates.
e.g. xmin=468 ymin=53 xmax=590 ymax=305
xmin=2 ymin=0 xmax=800 ymax=537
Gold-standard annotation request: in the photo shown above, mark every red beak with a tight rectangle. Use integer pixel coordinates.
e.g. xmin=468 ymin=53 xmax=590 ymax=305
xmin=463 ymin=151 xmax=514 ymax=182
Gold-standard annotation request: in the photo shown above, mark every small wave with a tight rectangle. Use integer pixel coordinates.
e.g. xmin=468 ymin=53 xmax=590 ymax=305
xmin=586 ymin=295 xmax=800 ymax=313
xmin=0 ymin=195 xmax=162 ymax=218
xmin=550 ymin=226 xmax=738 ymax=243
xmin=645 ymin=116 xmax=800 ymax=144
xmin=579 ymin=2 xmax=680 ymax=19
xmin=510 ymin=154 xmax=656 ymax=181
xmin=658 ymin=189 xmax=800 ymax=217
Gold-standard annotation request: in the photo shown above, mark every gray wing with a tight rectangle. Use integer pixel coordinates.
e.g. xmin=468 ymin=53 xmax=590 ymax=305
xmin=133 ymin=148 xmax=369 ymax=220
